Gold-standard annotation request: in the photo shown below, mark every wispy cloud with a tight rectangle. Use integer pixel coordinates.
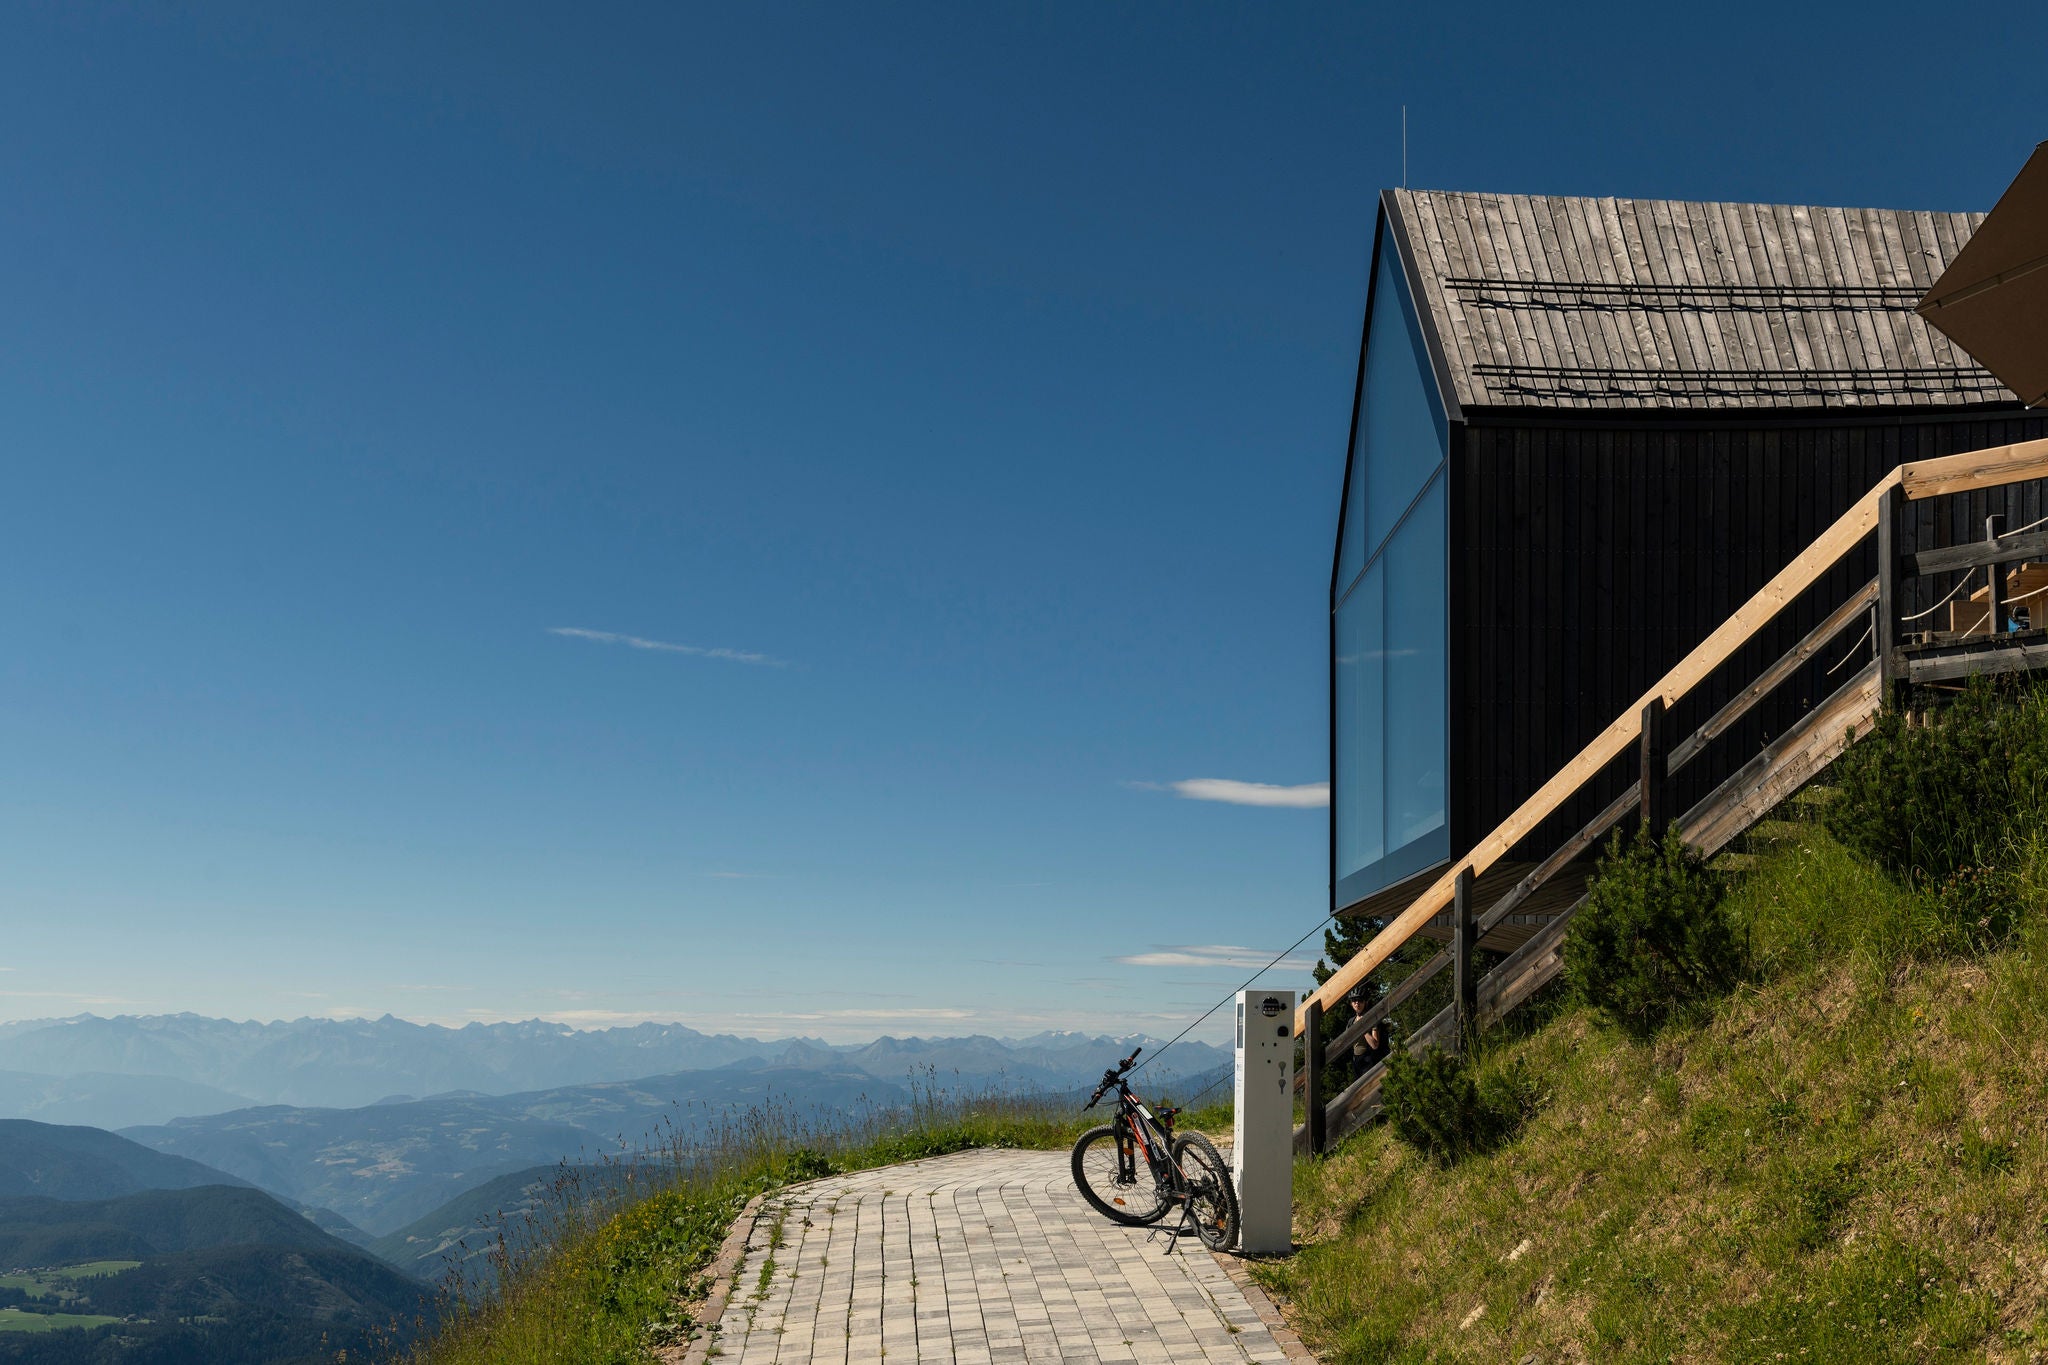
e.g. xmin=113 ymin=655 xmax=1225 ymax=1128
xmin=526 ymin=1008 xmax=695 ymax=1026
xmin=1114 ymin=944 xmax=1318 ymax=972
xmin=1127 ymin=778 xmax=1329 ymax=808
xmin=549 ymin=627 xmax=784 ymax=667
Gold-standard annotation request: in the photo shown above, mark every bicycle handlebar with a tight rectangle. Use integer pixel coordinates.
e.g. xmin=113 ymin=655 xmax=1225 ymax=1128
xmin=1081 ymin=1047 xmax=1145 ymax=1111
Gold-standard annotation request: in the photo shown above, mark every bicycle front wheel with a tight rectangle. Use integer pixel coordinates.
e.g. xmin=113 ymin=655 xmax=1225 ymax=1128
xmin=1071 ymin=1124 xmax=1170 ymax=1225
xmin=1172 ymin=1132 xmax=1240 ymax=1251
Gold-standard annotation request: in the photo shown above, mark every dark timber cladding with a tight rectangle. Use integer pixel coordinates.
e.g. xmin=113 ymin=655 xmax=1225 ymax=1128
xmin=1332 ymin=187 xmax=2048 ymax=946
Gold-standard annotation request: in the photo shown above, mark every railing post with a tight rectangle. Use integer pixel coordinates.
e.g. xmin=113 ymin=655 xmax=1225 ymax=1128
xmin=1302 ymin=998 xmax=1325 ymax=1155
xmin=1877 ymin=484 xmax=1906 ymax=708
xmin=1639 ymin=697 xmax=1667 ymax=838
xmin=1987 ymin=514 xmax=2008 ymax=635
xmin=1452 ymin=867 xmax=1476 ymax=1052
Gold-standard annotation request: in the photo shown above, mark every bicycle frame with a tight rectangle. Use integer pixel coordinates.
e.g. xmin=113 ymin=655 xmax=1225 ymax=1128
xmin=1108 ymin=1081 xmax=1179 ymax=1192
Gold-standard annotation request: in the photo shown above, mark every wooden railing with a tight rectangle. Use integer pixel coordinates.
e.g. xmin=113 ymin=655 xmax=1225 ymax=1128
xmin=1296 ymin=435 xmax=2048 ymax=1150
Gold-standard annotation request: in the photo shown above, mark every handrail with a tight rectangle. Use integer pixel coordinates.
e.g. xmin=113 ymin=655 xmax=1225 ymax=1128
xmin=1298 ymin=435 xmax=2048 ymax=1033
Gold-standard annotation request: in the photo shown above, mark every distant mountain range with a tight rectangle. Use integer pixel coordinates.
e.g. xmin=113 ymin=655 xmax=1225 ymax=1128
xmin=0 ymin=1014 xmax=1229 ymax=1114
xmin=120 ymin=1064 xmax=907 ymax=1235
xmin=0 ymin=1070 xmax=257 ymax=1132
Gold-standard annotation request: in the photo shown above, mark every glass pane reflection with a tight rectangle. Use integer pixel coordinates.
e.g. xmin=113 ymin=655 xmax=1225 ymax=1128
xmin=1333 ymin=564 xmax=1384 ymax=879
xmin=1359 ymin=245 xmax=1446 ymax=565
xmin=1384 ymin=474 xmax=1447 ymax=849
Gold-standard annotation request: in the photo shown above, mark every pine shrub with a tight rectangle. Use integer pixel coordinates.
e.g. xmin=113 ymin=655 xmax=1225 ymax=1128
xmin=1826 ymin=678 xmax=2048 ymax=885
xmin=1565 ymin=823 xmax=1739 ymax=1038
xmin=1380 ymin=1047 xmax=1533 ymax=1166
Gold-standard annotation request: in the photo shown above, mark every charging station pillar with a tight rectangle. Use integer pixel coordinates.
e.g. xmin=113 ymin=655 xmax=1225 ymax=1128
xmin=1232 ymin=988 xmax=1295 ymax=1255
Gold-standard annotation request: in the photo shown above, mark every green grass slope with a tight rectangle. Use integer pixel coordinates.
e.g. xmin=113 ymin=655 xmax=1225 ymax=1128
xmin=1259 ymin=820 xmax=2048 ymax=1363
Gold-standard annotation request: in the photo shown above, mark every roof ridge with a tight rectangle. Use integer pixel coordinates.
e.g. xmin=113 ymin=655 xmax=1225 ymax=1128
xmin=1395 ymin=185 xmax=1988 ymax=223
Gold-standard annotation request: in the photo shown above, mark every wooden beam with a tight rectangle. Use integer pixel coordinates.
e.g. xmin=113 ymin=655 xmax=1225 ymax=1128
xmin=1877 ymin=485 xmax=1905 ymax=705
xmin=1452 ymin=868 xmax=1476 ymax=1052
xmin=1989 ymin=515 xmax=2011 ymax=635
xmin=1906 ymin=527 xmax=2048 ymax=577
xmin=1666 ymin=578 xmax=1880 ymax=774
xmin=1318 ymin=1064 xmax=1384 ymax=1148
xmin=1907 ymin=638 xmax=2048 ymax=684
xmin=1302 ymin=998 xmax=1324 ymax=1156
xmin=1899 ymin=437 xmax=2048 ymax=502
xmin=1640 ymin=698 xmax=1667 ymax=835
xmin=1474 ymin=782 xmax=1636 ymax=936
xmin=1678 ymin=661 xmax=1882 ymax=856
xmin=1473 ymin=901 xmax=1577 ymax=1030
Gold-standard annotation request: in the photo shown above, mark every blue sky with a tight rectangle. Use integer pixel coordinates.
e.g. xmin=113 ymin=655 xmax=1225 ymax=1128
xmin=3 ymin=3 xmax=2041 ymax=1044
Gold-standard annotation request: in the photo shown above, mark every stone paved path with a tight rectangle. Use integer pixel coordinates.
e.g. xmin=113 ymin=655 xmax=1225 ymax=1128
xmin=705 ymin=1148 xmax=1297 ymax=1364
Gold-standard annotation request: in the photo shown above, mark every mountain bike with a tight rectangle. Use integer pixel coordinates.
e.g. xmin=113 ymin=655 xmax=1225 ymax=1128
xmin=1070 ymin=1047 xmax=1239 ymax=1252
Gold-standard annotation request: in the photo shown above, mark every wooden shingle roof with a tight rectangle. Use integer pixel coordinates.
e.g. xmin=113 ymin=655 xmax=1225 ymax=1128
xmin=1388 ymin=189 xmax=2016 ymax=411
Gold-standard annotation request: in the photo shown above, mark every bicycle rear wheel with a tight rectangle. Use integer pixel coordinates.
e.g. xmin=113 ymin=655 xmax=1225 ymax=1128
xmin=1172 ymin=1132 xmax=1240 ymax=1251
xmin=1071 ymin=1123 xmax=1170 ymax=1225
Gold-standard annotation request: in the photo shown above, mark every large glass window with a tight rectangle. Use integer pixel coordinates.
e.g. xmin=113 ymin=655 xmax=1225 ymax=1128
xmin=1337 ymin=241 xmax=1448 ymax=590
xmin=1384 ymin=474 xmax=1447 ymax=850
xmin=1333 ymin=225 xmax=1449 ymax=907
xmin=1333 ymin=563 xmax=1384 ymax=876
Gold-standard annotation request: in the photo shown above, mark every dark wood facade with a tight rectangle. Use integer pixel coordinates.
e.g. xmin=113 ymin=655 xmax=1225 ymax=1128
xmin=1447 ymin=407 xmax=2048 ymax=863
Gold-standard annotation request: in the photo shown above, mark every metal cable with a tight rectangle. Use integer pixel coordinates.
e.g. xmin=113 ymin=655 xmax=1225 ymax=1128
xmin=1176 ymin=1070 xmax=1231 ymax=1109
xmin=1129 ymin=913 xmax=1333 ymax=1079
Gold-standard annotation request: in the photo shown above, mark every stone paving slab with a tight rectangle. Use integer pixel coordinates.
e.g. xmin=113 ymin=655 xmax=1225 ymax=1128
xmin=702 ymin=1148 xmax=1301 ymax=1364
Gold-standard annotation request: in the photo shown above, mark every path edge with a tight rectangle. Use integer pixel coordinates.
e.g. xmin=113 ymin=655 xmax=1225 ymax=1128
xmin=1211 ymin=1250 xmax=1319 ymax=1362
xmin=673 ymin=1190 xmax=768 ymax=1365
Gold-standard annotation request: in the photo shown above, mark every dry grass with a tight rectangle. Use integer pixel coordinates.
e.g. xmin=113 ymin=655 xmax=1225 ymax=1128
xmin=1257 ymin=826 xmax=2048 ymax=1363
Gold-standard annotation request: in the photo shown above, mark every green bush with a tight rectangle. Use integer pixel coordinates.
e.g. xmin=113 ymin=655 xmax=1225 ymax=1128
xmin=781 ymin=1148 xmax=839 ymax=1182
xmin=1380 ymin=1047 xmax=1532 ymax=1166
xmin=1826 ymin=678 xmax=2048 ymax=885
xmin=1565 ymin=823 xmax=1739 ymax=1038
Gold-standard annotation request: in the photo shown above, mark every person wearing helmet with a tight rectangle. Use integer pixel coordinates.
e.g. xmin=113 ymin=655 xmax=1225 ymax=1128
xmin=1345 ymin=987 xmax=1390 ymax=1083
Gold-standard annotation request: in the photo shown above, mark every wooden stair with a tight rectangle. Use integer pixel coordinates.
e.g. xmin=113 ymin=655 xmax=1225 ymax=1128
xmin=1295 ymin=437 xmax=2048 ymax=1154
